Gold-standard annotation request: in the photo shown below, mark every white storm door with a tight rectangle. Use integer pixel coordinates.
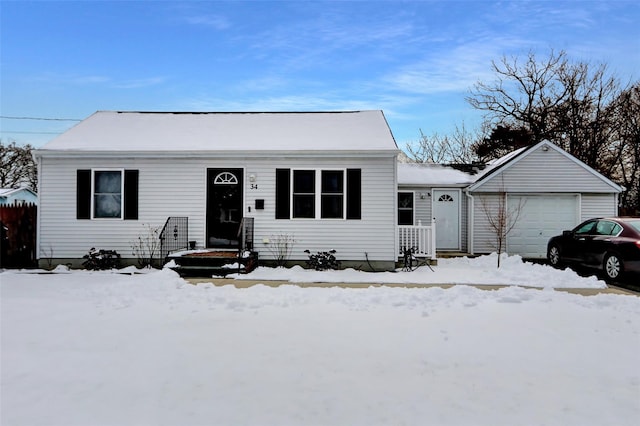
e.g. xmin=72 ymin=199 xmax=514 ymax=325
xmin=433 ymin=189 xmax=461 ymax=250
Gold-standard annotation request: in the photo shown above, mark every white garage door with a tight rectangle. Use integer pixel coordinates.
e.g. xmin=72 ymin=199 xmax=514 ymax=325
xmin=507 ymin=195 xmax=578 ymax=259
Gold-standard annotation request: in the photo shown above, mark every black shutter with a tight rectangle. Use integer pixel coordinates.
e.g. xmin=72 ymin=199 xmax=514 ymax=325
xmin=124 ymin=170 xmax=139 ymax=220
xmin=275 ymin=168 xmax=290 ymax=219
xmin=346 ymin=168 xmax=361 ymax=220
xmin=76 ymin=169 xmax=91 ymax=219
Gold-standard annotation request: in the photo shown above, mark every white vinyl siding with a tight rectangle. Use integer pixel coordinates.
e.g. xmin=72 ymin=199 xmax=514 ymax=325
xmin=473 ymin=145 xmax=619 ymax=193
xmin=398 ymin=185 xmax=469 ymax=253
xmin=469 ymin=143 xmax=621 ymax=256
xmin=472 ymin=194 xmax=503 ymax=254
xmin=37 ymin=155 xmax=397 ymax=264
xmin=472 ymin=193 xmax=618 ymax=257
xmin=580 ymin=193 xmax=618 ymax=221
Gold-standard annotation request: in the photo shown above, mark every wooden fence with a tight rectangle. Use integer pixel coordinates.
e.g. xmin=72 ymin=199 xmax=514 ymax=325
xmin=0 ymin=203 xmax=37 ymax=268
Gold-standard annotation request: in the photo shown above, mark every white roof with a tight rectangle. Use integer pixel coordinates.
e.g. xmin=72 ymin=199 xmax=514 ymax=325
xmin=0 ymin=187 xmax=35 ymax=197
xmin=398 ymin=163 xmax=478 ymax=186
xmin=39 ymin=110 xmax=398 ymax=153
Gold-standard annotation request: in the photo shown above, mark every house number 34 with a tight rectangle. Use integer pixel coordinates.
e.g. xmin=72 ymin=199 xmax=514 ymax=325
xmin=250 ymin=184 xmax=258 ymax=190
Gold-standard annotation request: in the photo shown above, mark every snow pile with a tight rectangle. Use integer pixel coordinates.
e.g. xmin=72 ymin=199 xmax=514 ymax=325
xmin=232 ymin=253 xmax=607 ymax=288
xmin=1 ymin=268 xmax=638 ymax=425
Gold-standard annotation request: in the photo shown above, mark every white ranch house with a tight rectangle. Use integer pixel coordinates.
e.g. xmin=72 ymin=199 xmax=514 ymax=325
xmin=34 ymin=111 xmax=400 ymax=270
xmin=34 ymin=111 xmax=623 ymax=270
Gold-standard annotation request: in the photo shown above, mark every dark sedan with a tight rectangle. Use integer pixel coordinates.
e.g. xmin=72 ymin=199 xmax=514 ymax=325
xmin=547 ymin=217 xmax=640 ymax=281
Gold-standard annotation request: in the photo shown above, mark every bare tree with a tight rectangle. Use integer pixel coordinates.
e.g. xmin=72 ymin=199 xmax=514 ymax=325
xmin=0 ymin=140 xmax=38 ymax=190
xmin=467 ymin=49 xmax=638 ymax=213
xmin=467 ymin=49 xmax=570 ymax=142
xmin=405 ymin=122 xmax=481 ymax=164
xmin=609 ymin=84 xmax=640 ymax=214
xmin=480 ymin=191 xmax=525 ymax=268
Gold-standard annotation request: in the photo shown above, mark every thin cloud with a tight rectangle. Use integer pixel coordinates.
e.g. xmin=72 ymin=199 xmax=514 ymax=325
xmin=112 ymin=77 xmax=167 ymax=89
xmin=73 ymin=75 xmax=111 ymax=85
xmin=383 ymin=41 xmax=511 ymax=95
xmin=183 ymin=14 xmax=230 ymax=30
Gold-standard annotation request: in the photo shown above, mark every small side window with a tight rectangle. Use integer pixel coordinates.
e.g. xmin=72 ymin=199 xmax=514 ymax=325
xmin=398 ymin=192 xmax=414 ymax=225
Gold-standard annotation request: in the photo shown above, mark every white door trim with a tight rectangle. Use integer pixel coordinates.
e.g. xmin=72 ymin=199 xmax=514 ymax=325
xmin=432 ymin=188 xmax=462 ymax=251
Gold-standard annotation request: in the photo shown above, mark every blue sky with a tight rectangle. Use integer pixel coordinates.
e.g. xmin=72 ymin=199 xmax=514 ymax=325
xmin=1 ymin=0 xmax=638 ymax=150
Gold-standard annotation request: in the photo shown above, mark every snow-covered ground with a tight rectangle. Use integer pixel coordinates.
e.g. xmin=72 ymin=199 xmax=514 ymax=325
xmin=1 ymin=256 xmax=639 ymax=425
xmin=232 ymin=253 xmax=608 ymax=288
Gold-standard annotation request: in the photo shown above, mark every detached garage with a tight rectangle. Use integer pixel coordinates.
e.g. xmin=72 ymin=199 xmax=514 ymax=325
xmin=467 ymin=140 xmax=623 ymax=259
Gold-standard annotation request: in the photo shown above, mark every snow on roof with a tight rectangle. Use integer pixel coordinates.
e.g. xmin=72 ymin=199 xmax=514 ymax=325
xmin=397 ymin=146 xmax=532 ymax=186
xmin=0 ymin=187 xmax=35 ymax=197
xmin=40 ymin=111 xmax=399 ymax=152
xmin=398 ymin=163 xmax=478 ymax=186
xmin=485 ymin=146 xmax=528 ymax=169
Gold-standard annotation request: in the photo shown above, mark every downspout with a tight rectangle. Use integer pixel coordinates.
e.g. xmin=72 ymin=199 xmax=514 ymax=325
xmin=464 ymin=188 xmax=474 ymax=255
xmin=32 ymin=151 xmax=42 ymax=265
xmin=393 ymin=158 xmax=399 ymax=261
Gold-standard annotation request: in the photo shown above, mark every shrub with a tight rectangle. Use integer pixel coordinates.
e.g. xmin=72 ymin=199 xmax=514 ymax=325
xmin=82 ymin=247 xmax=121 ymax=270
xmin=266 ymin=233 xmax=296 ymax=267
xmin=304 ymin=249 xmax=341 ymax=271
xmin=131 ymin=223 xmax=161 ymax=268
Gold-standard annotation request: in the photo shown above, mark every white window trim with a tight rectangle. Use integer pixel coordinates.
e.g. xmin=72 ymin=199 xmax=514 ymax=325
xmin=91 ymin=168 xmax=125 ymax=220
xmin=290 ymin=168 xmax=347 ymax=220
xmin=397 ymin=191 xmax=415 ymax=226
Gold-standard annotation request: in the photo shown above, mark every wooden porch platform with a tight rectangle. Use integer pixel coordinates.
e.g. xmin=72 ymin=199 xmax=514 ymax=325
xmin=166 ymin=250 xmax=258 ymax=277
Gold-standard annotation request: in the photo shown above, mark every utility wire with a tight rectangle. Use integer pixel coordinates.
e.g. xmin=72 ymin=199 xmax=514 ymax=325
xmin=0 ymin=115 xmax=82 ymax=121
xmin=0 ymin=130 xmax=62 ymax=134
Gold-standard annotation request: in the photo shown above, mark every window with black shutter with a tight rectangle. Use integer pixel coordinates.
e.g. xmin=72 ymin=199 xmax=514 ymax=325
xmin=275 ymin=168 xmax=361 ymax=220
xmin=76 ymin=169 xmax=138 ymax=220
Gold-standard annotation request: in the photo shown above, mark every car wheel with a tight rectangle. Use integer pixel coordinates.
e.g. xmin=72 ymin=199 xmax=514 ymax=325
xmin=547 ymin=244 xmax=562 ymax=267
xmin=603 ymin=253 xmax=623 ymax=281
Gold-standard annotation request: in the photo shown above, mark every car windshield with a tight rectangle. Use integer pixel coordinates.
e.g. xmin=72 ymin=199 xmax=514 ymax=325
xmin=626 ymin=219 xmax=640 ymax=233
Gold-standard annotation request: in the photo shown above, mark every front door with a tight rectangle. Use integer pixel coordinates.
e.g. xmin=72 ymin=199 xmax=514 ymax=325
xmin=206 ymin=169 xmax=243 ymax=249
xmin=433 ymin=189 xmax=460 ymax=250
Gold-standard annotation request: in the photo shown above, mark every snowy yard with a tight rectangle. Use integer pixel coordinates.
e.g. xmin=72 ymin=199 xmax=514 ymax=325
xmin=1 ymin=255 xmax=639 ymax=426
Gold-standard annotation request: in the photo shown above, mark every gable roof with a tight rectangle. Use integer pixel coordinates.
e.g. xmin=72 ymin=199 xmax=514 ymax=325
xmin=38 ymin=110 xmax=399 ymax=154
xmin=0 ymin=187 xmax=37 ymax=202
xmin=466 ymin=140 xmax=623 ymax=192
xmin=0 ymin=187 xmax=36 ymax=197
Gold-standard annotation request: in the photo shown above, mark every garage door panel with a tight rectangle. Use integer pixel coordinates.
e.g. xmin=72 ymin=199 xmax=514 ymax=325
xmin=507 ymin=195 xmax=578 ymax=258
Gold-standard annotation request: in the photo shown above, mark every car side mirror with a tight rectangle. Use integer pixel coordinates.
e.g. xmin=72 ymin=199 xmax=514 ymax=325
xmin=562 ymin=230 xmax=574 ymax=237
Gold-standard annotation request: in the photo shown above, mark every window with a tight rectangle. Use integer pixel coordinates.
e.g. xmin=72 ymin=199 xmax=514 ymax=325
xmin=321 ymin=170 xmax=344 ymax=218
xmin=438 ymin=194 xmax=454 ymax=202
xmin=398 ymin=192 xmax=414 ymax=225
xmin=596 ymin=221 xmax=622 ymax=236
xmin=214 ymin=172 xmax=238 ymax=185
xmin=293 ymin=170 xmax=316 ymax=218
xmin=77 ymin=169 xmax=138 ymax=220
xmin=575 ymin=220 xmax=597 ymax=235
xmin=93 ymin=170 xmax=123 ymax=218
xmin=276 ymin=168 xmax=360 ymax=220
